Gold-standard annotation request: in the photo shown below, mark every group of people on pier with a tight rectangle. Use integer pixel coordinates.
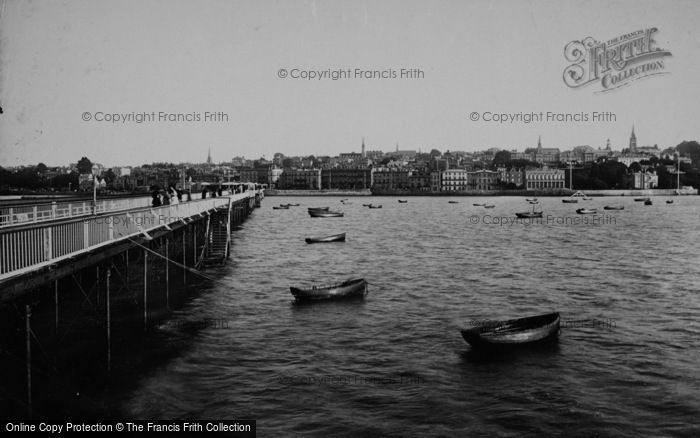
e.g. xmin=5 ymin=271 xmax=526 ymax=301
xmin=151 ymin=186 xmax=191 ymax=207
xmin=151 ymin=184 xmax=225 ymax=207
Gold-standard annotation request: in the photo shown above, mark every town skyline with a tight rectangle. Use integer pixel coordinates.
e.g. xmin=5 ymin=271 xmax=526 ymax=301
xmin=0 ymin=124 xmax=689 ymax=169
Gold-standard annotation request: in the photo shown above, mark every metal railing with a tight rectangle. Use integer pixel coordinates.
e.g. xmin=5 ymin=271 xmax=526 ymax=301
xmin=0 ymin=192 xmax=257 ymax=280
xmin=0 ymin=196 xmax=153 ymax=228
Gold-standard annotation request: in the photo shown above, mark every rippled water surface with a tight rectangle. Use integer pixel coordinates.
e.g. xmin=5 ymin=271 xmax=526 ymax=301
xmin=120 ymin=196 xmax=700 ymax=436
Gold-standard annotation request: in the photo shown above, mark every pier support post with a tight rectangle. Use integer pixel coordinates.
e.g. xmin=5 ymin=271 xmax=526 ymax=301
xmin=96 ymin=265 xmax=100 ymax=307
xmin=125 ymin=249 xmax=129 ymax=292
xmin=106 ymin=268 xmax=111 ymax=376
xmin=25 ymin=305 xmax=32 ymax=419
xmin=143 ymin=250 xmax=148 ymax=332
xmin=54 ymin=280 xmax=59 ymax=330
xmin=165 ymin=238 xmax=169 ymax=309
xmin=182 ymin=229 xmax=187 ymax=284
xmin=193 ymin=224 xmax=197 ymax=266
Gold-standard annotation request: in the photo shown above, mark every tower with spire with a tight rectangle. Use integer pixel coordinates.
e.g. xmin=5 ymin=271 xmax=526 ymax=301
xmin=629 ymin=126 xmax=637 ymax=153
xmin=207 ymin=147 xmax=212 ymax=164
xmin=537 ymin=135 xmax=542 ymax=150
xmin=361 ymin=137 xmax=366 ymax=158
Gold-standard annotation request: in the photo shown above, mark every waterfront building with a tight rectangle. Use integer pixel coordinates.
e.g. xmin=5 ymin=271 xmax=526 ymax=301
xmin=371 ymin=168 xmax=410 ymax=190
xmin=525 ymin=168 xmax=566 ymax=190
xmin=277 ymin=168 xmax=322 ymax=190
xmin=441 ymin=169 xmax=469 ymax=191
xmin=430 ymin=171 xmax=442 ymax=191
xmin=468 ymin=169 xmax=499 ymax=190
xmin=497 ymin=167 xmax=525 ymax=188
xmin=321 ymin=168 xmax=372 ymax=189
xmin=408 ymin=171 xmax=431 ymax=190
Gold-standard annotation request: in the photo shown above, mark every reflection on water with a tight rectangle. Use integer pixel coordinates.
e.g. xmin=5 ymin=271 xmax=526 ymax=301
xmin=119 ymin=196 xmax=700 ymax=436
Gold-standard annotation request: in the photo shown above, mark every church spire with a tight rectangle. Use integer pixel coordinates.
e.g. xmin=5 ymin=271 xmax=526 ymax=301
xmin=361 ymin=137 xmax=366 ymax=158
xmin=629 ymin=125 xmax=637 ymax=152
xmin=207 ymin=147 xmax=212 ymax=164
xmin=537 ymin=135 xmax=542 ymax=149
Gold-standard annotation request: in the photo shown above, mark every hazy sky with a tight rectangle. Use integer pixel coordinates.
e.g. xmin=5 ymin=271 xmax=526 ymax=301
xmin=1 ymin=0 xmax=699 ymax=167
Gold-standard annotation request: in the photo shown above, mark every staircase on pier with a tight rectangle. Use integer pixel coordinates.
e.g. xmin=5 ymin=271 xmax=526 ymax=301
xmin=202 ymin=210 xmax=231 ymax=267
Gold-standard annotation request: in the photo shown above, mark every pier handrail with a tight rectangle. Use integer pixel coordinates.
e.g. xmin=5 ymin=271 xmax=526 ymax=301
xmin=0 ymin=196 xmax=153 ymax=228
xmin=0 ymin=192 xmax=256 ymax=281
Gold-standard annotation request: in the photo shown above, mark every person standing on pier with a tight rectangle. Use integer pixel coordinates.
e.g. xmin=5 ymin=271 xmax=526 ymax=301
xmin=152 ymin=190 xmax=162 ymax=207
xmin=169 ymin=186 xmax=179 ymax=205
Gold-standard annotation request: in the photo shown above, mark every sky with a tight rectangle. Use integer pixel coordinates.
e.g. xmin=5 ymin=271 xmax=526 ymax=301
xmin=0 ymin=0 xmax=699 ymax=167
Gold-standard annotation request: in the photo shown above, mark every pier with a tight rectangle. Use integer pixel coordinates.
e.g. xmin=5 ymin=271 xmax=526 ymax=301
xmin=0 ymin=187 xmax=263 ymax=419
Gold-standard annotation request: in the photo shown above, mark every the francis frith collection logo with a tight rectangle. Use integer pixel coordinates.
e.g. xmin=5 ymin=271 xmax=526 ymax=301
xmin=563 ymin=28 xmax=671 ymax=92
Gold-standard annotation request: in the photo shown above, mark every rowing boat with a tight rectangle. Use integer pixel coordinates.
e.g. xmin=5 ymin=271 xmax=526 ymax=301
xmin=290 ymin=278 xmax=368 ymax=301
xmin=305 ymin=233 xmax=346 ymax=244
xmin=308 ymin=211 xmax=344 ymax=218
xmin=460 ymin=312 xmax=560 ymax=348
xmin=576 ymin=208 xmax=597 ymax=214
xmin=603 ymin=205 xmax=624 ymax=210
xmin=515 ymin=211 xmax=543 ymax=218
xmin=272 ymin=205 xmax=289 ymax=210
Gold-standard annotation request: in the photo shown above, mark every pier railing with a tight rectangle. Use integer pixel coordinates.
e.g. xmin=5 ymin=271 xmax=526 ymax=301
xmin=0 ymin=192 xmax=255 ymax=280
xmin=0 ymin=196 xmax=153 ymax=228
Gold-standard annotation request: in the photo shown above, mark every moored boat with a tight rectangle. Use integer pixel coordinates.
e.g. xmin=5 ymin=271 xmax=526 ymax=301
xmin=398 ymin=200 xmax=408 ymax=203
xmin=603 ymin=205 xmax=624 ymax=210
xmin=290 ymin=278 xmax=368 ymax=301
xmin=576 ymin=208 xmax=598 ymax=214
xmin=308 ymin=210 xmax=344 ymax=218
xmin=515 ymin=204 xmax=543 ymax=218
xmin=473 ymin=203 xmax=484 ymax=207
xmin=644 ymin=199 xmax=652 ymax=205
xmin=362 ymin=203 xmax=372 ymax=207
xmin=460 ymin=312 xmax=560 ymax=348
xmin=305 ymin=233 xmax=346 ymax=244
xmin=562 ymin=198 xmax=578 ymax=203
xmin=666 ymin=199 xmax=674 ymax=204
xmin=368 ymin=204 xmax=383 ymax=209
xmin=286 ymin=203 xmax=300 ymax=206
xmin=483 ymin=204 xmax=495 ymax=209
xmin=634 ymin=198 xmax=647 ymax=202
xmin=515 ymin=211 xmax=543 ymax=218
xmin=448 ymin=201 xmax=459 ymax=204
xmin=526 ymin=198 xmax=538 ymax=202
xmin=273 ymin=205 xmax=289 ymax=210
